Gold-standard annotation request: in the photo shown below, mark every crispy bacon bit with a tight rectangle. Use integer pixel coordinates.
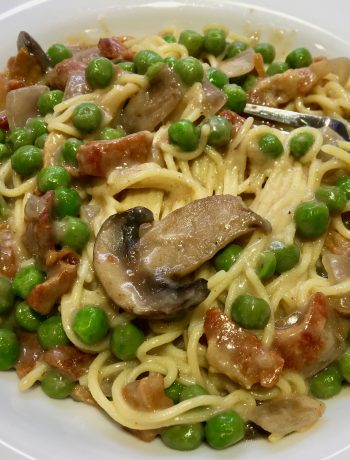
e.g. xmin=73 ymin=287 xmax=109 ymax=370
xmin=43 ymin=345 xmax=93 ymax=380
xmin=77 ymin=131 xmax=153 ymax=176
xmin=71 ymin=384 xmax=97 ymax=406
xmin=248 ymin=67 xmax=320 ymax=107
xmin=22 ymin=191 xmax=55 ymax=265
xmin=204 ymin=308 xmax=284 ymax=389
xmin=254 ymin=52 xmax=266 ymax=78
xmin=274 ymin=292 xmax=345 ymax=376
xmin=98 ymin=37 xmax=133 ymax=61
xmin=45 ymin=59 xmax=86 ymax=90
xmin=7 ymin=48 xmax=43 ymax=86
xmin=218 ymin=109 xmax=245 ymax=134
xmin=27 ymin=255 xmax=79 ymax=315
xmin=15 ymin=331 xmax=44 ymax=379
xmin=248 ymin=395 xmax=325 ymax=436
xmin=122 ymin=374 xmax=173 ymax=411
xmin=0 ymin=224 xmax=17 ymax=278
xmin=325 ymin=228 xmax=350 ymax=257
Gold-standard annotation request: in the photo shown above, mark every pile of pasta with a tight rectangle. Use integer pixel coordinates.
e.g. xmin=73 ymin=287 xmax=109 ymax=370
xmin=2 ymin=24 xmax=350 ymax=450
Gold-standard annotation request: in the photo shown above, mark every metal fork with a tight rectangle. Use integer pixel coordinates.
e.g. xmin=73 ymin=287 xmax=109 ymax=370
xmin=244 ymin=103 xmax=350 ymax=141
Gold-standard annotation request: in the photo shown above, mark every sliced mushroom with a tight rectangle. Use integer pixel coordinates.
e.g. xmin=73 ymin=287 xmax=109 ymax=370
xmin=6 ymin=84 xmax=48 ymax=129
xmin=120 ymin=64 xmax=184 ymax=133
xmin=93 ymin=195 xmax=271 ymax=317
xmin=17 ymin=31 xmax=51 ymax=72
xmin=201 ymin=78 xmax=227 ymax=116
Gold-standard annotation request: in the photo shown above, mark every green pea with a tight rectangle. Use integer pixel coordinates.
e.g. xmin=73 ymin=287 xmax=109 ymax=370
xmin=254 ymin=43 xmax=276 ymax=64
xmin=206 ymin=67 xmax=229 ymax=89
xmin=38 ymin=90 xmax=64 ymax=115
xmin=61 ymin=138 xmax=83 ymax=166
xmin=37 ymin=165 xmax=71 ymax=192
xmin=338 ymin=347 xmax=350 ymax=383
xmin=41 ymin=369 xmax=75 ymax=399
xmin=110 ymin=322 xmax=145 ymax=360
xmin=286 ymin=47 xmax=312 ymax=69
xmin=225 ymin=41 xmax=247 ymax=59
xmin=173 ymin=56 xmax=204 ymax=85
xmin=0 ymin=277 xmax=15 ymax=314
xmin=258 ymin=133 xmax=284 ymax=158
xmin=163 ymin=34 xmax=176 ymax=43
xmin=242 ymin=74 xmax=258 ymax=92
xmin=47 ymin=43 xmax=73 ymax=66
xmin=54 ymin=186 xmax=81 ymax=219
xmin=179 ymin=384 xmax=208 ymax=402
xmin=13 ymin=265 xmax=45 ymax=299
xmin=58 ymin=216 xmax=90 ymax=251
xmin=37 ymin=315 xmax=69 ymax=349
xmin=207 ymin=115 xmax=232 ymax=147
xmin=289 ymin=132 xmax=315 ymax=158
xmin=336 ymin=176 xmax=350 ymax=200
xmin=178 ymin=30 xmax=203 ymax=57
xmin=0 ymin=129 xmax=5 ymax=144
xmin=203 ymin=29 xmax=226 ymax=56
xmin=145 ymin=61 xmax=165 ymax=81
xmin=11 ymin=145 xmax=43 ymax=176
xmin=168 ymin=119 xmax=200 ymax=152
xmin=309 ymin=364 xmax=342 ymax=399
xmin=73 ymin=305 xmax=109 ymax=345
xmin=266 ymin=61 xmax=290 ymax=76
xmin=295 ymin=201 xmax=329 ymax=239
xmin=7 ymin=127 xmax=34 ymax=151
xmin=213 ymin=243 xmax=241 ymax=271
xmin=72 ymin=102 xmax=103 ymax=133
xmin=34 ymin=133 xmax=48 ymax=149
xmin=164 ymin=57 xmax=177 ymax=70
xmin=98 ymin=127 xmax=125 ymax=140
xmin=223 ymin=84 xmax=247 ymax=114
xmin=15 ymin=301 xmax=44 ymax=332
xmin=161 ymin=424 xmax=204 ymax=451
xmin=134 ymin=50 xmax=163 ymax=75
xmin=231 ymin=294 xmax=270 ymax=329
xmin=165 ymin=381 xmax=185 ymax=404
xmin=315 ymin=185 xmax=347 ymax=214
xmin=26 ymin=117 xmax=48 ymax=139
xmin=0 ymin=329 xmax=19 ymax=370
xmin=256 ymin=251 xmax=277 ymax=281
xmin=0 ymin=144 xmax=11 ymax=162
xmin=271 ymin=242 xmax=300 ymax=274
xmin=86 ymin=57 xmax=114 ymax=88
xmin=117 ymin=61 xmax=135 ymax=73
xmin=205 ymin=410 xmax=245 ymax=449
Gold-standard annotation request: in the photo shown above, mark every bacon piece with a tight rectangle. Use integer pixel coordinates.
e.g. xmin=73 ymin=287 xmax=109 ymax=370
xmin=15 ymin=331 xmax=44 ymax=379
xmin=122 ymin=374 xmax=173 ymax=411
xmin=218 ymin=109 xmax=245 ymax=134
xmin=22 ymin=191 xmax=55 ymax=265
xmin=71 ymin=384 xmax=97 ymax=406
xmin=248 ymin=67 xmax=320 ymax=107
xmin=325 ymin=228 xmax=350 ymax=257
xmin=45 ymin=58 xmax=86 ymax=90
xmin=253 ymin=52 xmax=266 ymax=78
xmin=248 ymin=395 xmax=325 ymax=436
xmin=98 ymin=37 xmax=133 ymax=61
xmin=274 ymin=292 xmax=345 ymax=376
xmin=0 ymin=111 xmax=9 ymax=131
xmin=77 ymin=131 xmax=153 ymax=176
xmin=204 ymin=308 xmax=284 ymax=389
xmin=0 ymin=224 xmax=17 ymax=278
xmin=27 ymin=252 xmax=79 ymax=315
xmin=43 ymin=345 xmax=93 ymax=380
xmin=7 ymin=47 xmax=43 ymax=86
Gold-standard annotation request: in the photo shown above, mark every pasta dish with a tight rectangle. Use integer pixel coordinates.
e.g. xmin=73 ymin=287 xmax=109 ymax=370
xmin=0 ymin=22 xmax=349 ymax=452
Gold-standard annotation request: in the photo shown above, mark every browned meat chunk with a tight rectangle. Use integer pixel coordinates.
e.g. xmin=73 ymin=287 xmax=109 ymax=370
xmin=218 ymin=109 xmax=245 ymax=134
xmin=204 ymin=307 xmax=284 ymax=389
xmin=123 ymin=374 xmax=173 ymax=411
xmin=77 ymin=131 xmax=153 ymax=176
xmin=43 ymin=345 xmax=93 ymax=380
xmin=46 ymin=59 xmax=86 ymax=90
xmin=7 ymin=47 xmax=43 ymax=86
xmin=71 ymin=384 xmax=97 ymax=406
xmin=98 ymin=37 xmax=133 ymax=61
